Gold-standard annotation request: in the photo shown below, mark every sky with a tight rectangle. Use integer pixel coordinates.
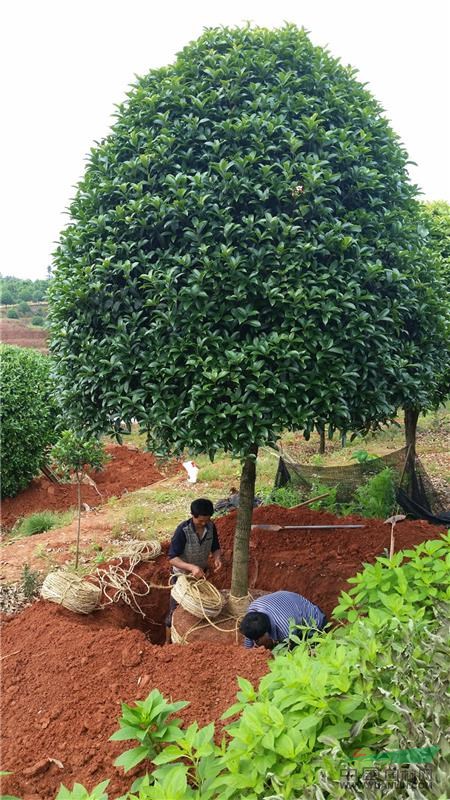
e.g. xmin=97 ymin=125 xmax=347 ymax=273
xmin=1 ymin=0 xmax=449 ymax=280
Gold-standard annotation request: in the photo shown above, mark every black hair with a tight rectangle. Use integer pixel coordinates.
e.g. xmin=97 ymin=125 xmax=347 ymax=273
xmin=191 ymin=498 xmax=214 ymax=517
xmin=239 ymin=612 xmax=270 ymax=640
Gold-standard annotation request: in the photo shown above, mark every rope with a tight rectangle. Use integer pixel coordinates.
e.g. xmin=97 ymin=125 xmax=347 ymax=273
xmin=171 ymin=574 xmax=225 ymax=619
xmin=40 ymin=539 xmax=162 ymax=616
xmin=170 ymin=582 xmax=255 ymax=644
xmin=96 ymin=539 xmax=161 ymax=617
xmin=171 ymin=612 xmax=241 ymax=644
xmin=41 ymin=572 xmax=101 ymax=614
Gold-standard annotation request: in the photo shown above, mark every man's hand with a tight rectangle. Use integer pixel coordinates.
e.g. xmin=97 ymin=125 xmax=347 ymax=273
xmin=190 ymin=565 xmax=205 ymax=579
xmin=213 ymin=557 xmax=222 ymax=573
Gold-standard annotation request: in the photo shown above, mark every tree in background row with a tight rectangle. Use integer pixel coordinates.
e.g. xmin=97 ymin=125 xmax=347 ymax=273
xmin=49 ymin=25 xmax=447 ymax=597
xmin=0 ymin=276 xmax=50 ymax=305
xmin=0 ymin=345 xmax=60 ymax=497
xmin=399 ymin=200 xmax=450 ymax=457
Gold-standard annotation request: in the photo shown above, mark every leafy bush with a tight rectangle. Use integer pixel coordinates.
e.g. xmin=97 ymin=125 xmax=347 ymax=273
xmin=15 ymin=509 xmax=74 ymax=537
xmin=55 ymin=782 xmax=109 ymax=800
xmin=21 ymin=563 xmax=42 ymax=599
xmin=17 ymin=301 xmax=31 ymax=315
xmin=308 ymin=482 xmax=339 ymax=512
xmin=6 ymin=308 xmax=19 ymax=319
xmin=31 ymin=315 xmax=45 ymax=326
xmin=0 ymin=345 xmax=60 ymax=498
xmin=261 ymin=484 xmax=305 ymax=508
xmin=333 ymin=533 xmax=450 ymax=625
xmin=350 ymin=449 xmax=377 ymax=464
xmin=349 ymin=467 xmax=395 ymax=519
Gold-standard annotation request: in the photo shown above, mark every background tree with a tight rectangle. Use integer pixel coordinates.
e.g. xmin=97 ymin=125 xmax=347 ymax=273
xmin=0 ymin=345 xmax=59 ymax=497
xmin=399 ymin=201 xmax=450 ymax=461
xmin=51 ymin=431 xmax=108 ymax=568
xmin=49 ymin=25 xmax=436 ymax=597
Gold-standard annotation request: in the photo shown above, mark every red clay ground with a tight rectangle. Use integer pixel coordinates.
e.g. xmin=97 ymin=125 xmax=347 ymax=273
xmin=0 ymin=317 xmax=48 ymax=352
xmin=1 ymin=444 xmax=178 ymax=530
xmin=1 ymin=505 xmax=446 ymax=799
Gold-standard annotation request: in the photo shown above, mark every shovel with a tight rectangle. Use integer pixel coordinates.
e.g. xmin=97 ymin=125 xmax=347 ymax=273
xmin=251 ymin=524 xmax=365 ymax=532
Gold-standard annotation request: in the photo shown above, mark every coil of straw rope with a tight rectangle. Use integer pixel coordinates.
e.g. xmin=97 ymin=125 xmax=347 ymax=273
xmin=40 ymin=539 xmax=162 ymax=616
xmin=41 ymin=571 xmax=101 ymax=614
xmin=171 ymin=574 xmax=225 ymax=619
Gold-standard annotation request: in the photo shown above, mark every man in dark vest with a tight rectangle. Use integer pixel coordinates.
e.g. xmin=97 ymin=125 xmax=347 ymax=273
xmin=165 ymin=498 xmax=222 ymax=642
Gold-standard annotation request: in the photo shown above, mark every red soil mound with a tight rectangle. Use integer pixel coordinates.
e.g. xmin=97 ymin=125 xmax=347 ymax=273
xmin=1 ymin=602 xmax=269 ymax=800
xmin=1 ymin=506 xmax=445 ymax=799
xmin=1 ymin=445 xmax=178 ymax=529
xmin=213 ymin=505 xmax=446 ymax=617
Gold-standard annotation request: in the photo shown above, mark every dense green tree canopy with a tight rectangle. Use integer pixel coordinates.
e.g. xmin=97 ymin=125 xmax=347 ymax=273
xmin=417 ymin=200 xmax=450 ymax=408
xmin=50 ymin=25 xmax=436 ymax=459
xmin=0 ymin=345 xmax=59 ymax=497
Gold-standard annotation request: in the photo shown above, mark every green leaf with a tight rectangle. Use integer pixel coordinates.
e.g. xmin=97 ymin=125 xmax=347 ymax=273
xmin=113 ymin=745 xmax=150 ymax=772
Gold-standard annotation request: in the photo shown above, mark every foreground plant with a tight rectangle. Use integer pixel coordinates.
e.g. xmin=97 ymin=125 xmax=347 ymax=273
xmin=55 ymin=781 xmax=109 ymax=800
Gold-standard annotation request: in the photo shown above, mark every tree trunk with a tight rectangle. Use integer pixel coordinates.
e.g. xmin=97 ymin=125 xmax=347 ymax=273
xmin=75 ymin=476 xmax=82 ymax=569
xmin=404 ymin=407 xmax=419 ymax=489
xmin=404 ymin=407 xmax=419 ymax=462
xmin=230 ymin=444 xmax=258 ymax=598
xmin=319 ymin=427 xmax=326 ymax=454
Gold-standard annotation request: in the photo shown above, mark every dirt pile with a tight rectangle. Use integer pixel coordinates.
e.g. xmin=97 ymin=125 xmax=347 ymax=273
xmin=1 ymin=506 xmax=446 ymax=799
xmin=1 ymin=445 xmax=179 ymax=529
xmin=1 ymin=602 xmax=269 ymax=800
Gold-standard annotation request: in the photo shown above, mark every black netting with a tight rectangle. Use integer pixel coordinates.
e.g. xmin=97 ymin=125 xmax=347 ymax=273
xmin=274 ymin=447 xmax=450 ymax=525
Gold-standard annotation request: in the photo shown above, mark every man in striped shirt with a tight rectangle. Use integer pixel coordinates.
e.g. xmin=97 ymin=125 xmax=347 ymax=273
xmin=239 ymin=590 xmax=327 ymax=649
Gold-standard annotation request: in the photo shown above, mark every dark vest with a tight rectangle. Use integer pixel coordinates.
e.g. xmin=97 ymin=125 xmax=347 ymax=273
xmin=172 ymin=521 xmax=215 ymax=575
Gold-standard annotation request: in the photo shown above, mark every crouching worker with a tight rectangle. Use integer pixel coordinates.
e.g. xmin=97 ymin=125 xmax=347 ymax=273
xmin=239 ymin=590 xmax=326 ymax=649
xmin=165 ymin=498 xmax=222 ymax=643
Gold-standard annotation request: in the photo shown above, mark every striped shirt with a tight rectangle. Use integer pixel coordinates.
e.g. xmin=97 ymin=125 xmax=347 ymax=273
xmin=243 ymin=591 xmax=326 ymax=648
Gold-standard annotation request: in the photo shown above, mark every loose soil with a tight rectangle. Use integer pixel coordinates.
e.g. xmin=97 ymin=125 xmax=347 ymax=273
xmin=1 ymin=445 xmax=178 ymax=531
xmin=1 ymin=505 xmax=446 ymax=799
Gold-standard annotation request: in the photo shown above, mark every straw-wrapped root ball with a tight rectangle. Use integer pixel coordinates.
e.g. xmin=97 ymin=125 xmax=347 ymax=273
xmin=41 ymin=571 xmax=101 ymax=614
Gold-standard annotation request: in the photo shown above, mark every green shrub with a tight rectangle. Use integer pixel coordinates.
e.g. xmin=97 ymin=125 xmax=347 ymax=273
xmin=15 ymin=509 xmax=74 ymax=537
xmin=21 ymin=563 xmax=42 ymax=599
xmin=349 ymin=467 xmax=395 ymax=519
xmin=17 ymin=301 xmax=31 ymax=316
xmin=308 ymin=481 xmax=339 ymax=512
xmin=261 ymin=484 xmax=305 ymax=508
xmin=333 ymin=532 xmax=450 ymax=625
xmin=31 ymin=315 xmax=45 ymax=326
xmin=6 ymin=308 xmax=19 ymax=319
xmin=0 ymin=345 xmax=60 ymax=498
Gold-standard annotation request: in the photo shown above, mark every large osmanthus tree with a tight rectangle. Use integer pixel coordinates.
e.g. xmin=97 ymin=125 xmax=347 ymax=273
xmin=49 ymin=25 xmax=439 ymax=596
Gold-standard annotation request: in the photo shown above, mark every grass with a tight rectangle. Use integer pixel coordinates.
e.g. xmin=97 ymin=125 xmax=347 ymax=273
xmin=12 ymin=509 xmax=75 ymax=538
